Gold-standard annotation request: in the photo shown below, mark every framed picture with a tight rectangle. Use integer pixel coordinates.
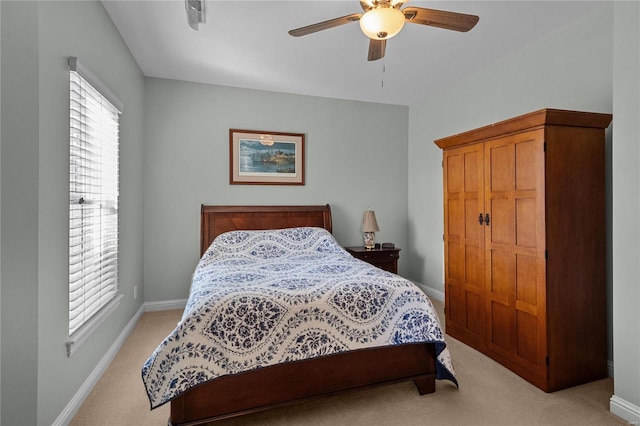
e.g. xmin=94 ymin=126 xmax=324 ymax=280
xmin=229 ymin=129 xmax=305 ymax=185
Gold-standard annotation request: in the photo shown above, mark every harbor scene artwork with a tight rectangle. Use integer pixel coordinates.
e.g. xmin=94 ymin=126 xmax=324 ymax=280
xmin=230 ymin=129 xmax=305 ymax=185
xmin=239 ymin=138 xmax=297 ymax=175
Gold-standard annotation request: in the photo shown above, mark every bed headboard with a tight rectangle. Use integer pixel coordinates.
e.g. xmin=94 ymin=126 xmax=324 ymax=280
xmin=200 ymin=204 xmax=333 ymax=256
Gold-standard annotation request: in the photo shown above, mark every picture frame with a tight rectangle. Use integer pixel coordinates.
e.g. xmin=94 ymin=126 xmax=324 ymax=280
xmin=229 ymin=129 xmax=305 ymax=185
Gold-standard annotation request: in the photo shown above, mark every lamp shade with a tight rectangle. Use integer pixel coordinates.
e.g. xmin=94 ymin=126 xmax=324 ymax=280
xmin=362 ymin=210 xmax=380 ymax=232
xmin=359 ymin=7 xmax=405 ymax=40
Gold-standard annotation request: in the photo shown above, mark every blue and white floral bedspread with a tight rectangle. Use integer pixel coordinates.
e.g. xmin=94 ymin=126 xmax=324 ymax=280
xmin=142 ymin=227 xmax=457 ymax=409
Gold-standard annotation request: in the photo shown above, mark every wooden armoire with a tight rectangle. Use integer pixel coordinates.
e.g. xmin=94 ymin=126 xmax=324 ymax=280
xmin=434 ymin=109 xmax=612 ymax=392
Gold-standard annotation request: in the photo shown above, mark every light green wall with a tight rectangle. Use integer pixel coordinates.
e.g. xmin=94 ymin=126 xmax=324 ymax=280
xmin=143 ymin=78 xmax=409 ymax=302
xmin=0 ymin=4 xmax=2 ymax=421
xmin=407 ymin=3 xmax=617 ymax=371
xmin=408 ymin=3 xmax=640 ymax=423
xmin=1 ymin=1 xmax=638 ymax=424
xmin=1 ymin=2 xmax=39 ymax=423
xmin=407 ymin=2 xmax=613 ymax=349
xmin=1 ymin=1 xmax=145 ymax=424
xmin=611 ymin=1 xmax=640 ymax=421
xmin=407 ymin=3 xmax=613 ymax=291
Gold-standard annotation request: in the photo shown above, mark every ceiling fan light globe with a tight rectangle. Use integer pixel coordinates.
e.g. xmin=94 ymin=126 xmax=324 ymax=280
xmin=359 ymin=7 xmax=405 ymax=40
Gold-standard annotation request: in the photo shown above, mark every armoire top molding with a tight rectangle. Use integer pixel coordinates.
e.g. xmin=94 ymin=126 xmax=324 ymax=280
xmin=434 ymin=108 xmax=613 ymax=150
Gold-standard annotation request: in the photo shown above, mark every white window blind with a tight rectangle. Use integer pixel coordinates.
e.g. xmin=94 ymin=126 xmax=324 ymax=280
xmin=68 ymin=57 xmax=121 ymax=339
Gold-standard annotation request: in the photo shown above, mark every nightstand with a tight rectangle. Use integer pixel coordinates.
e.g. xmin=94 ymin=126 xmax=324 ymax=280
xmin=345 ymin=246 xmax=401 ymax=274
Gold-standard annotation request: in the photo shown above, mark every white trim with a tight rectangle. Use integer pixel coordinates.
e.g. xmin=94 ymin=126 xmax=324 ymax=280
xmin=610 ymin=395 xmax=640 ymax=425
xmin=413 ymin=282 xmax=445 ymax=303
xmin=68 ymin=56 xmax=123 ymax=112
xmin=144 ymin=298 xmax=187 ymax=312
xmin=50 ymin=295 xmax=625 ymax=425
xmin=66 ymin=293 xmax=123 ymax=357
xmin=54 ymin=303 xmax=145 ymax=426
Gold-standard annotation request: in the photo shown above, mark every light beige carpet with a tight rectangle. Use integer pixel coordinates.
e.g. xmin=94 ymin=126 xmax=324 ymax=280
xmin=71 ymin=300 xmax=627 ymax=426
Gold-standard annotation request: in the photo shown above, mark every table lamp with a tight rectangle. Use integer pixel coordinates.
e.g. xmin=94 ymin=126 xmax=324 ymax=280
xmin=362 ymin=210 xmax=380 ymax=250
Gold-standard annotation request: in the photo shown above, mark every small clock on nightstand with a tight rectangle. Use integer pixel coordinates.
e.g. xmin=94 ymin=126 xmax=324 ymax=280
xmin=345 ymin=245 xmax=401 ymax=274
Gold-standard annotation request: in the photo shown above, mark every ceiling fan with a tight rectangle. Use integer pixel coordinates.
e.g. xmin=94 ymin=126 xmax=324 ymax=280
xmin=289 ymin=0 xmax=479 ymax=61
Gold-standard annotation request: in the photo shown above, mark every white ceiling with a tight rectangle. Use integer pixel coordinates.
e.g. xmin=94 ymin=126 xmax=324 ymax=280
xmin=102 ymin=1 xmax=605 ymax=106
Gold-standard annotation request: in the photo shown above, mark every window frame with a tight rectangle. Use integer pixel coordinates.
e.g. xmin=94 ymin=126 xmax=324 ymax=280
xmin=66 ymin=57 xmax=123 ymax=357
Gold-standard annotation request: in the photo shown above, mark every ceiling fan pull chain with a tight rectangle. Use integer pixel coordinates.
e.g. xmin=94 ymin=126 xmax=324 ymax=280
xmin=381 ymin=61 xmax=386 ymax=88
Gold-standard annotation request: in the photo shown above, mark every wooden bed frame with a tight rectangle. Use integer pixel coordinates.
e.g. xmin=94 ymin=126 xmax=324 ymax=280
xmin=168 ymin=204 xmax=438 ymax=425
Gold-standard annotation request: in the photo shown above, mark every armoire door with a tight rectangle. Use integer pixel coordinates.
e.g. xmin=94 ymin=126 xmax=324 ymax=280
xmin=443 ymin=143 xmax=485 ymax=346
xmin=483 ymin=129 xmax=547 ymax=381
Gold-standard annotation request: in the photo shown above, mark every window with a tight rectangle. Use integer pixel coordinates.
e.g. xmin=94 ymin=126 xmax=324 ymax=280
xmin=68 ymin=57 xmax=123 ymax=355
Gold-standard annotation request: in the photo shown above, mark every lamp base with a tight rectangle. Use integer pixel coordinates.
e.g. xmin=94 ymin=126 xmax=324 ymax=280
xmin=363 ymin=232 xmax=376 ymax=250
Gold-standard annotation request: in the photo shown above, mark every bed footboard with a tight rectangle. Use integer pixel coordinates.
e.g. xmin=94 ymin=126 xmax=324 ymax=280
xmin=169 ymin=343 xmax=436 ymax=425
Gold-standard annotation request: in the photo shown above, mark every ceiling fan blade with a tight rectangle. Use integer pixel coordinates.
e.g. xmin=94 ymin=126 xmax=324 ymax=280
xmin=368 ymin=39 xmax=386 ymax=61
xmin=402 ymin=7 xmax=479 ymax=32
xmin=289 ymin=13 xmax=362 ymax=37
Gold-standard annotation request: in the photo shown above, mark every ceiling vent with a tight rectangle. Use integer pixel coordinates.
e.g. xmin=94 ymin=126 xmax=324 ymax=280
xmin=185 ymin=0 xmax=205 ymax=31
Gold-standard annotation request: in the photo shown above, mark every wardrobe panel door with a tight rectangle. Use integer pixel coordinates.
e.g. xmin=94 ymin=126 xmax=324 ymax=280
xmin=443 ymin=144 xmax=485 ymax=344
xmin=484 ymin=130 xmax=546 ymax=375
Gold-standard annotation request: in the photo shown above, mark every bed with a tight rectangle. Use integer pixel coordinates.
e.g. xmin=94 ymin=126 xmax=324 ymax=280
xmin=142 ymin=205 xmax=456 ymax=425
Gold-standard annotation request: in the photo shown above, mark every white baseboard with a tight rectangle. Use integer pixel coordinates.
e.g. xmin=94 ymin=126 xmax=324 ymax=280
xmin=610 ymin=395 xmax=640 ymax=425
xmin=53 ymin=304 xmax=145 ymax=426
xmin=54 ymin=299 xmax=186 ymax=425
xmin=54 ymin=294 xmax=621 ymax=425
xmin=412 ymin=281 xmax=445 ymax=303
xmin=144 ymin=298 xmax=187 ymax=312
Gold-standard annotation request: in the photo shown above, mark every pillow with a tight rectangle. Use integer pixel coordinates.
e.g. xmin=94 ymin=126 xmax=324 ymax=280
xmin=204 ymin=227 xmax=346 ymax=260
